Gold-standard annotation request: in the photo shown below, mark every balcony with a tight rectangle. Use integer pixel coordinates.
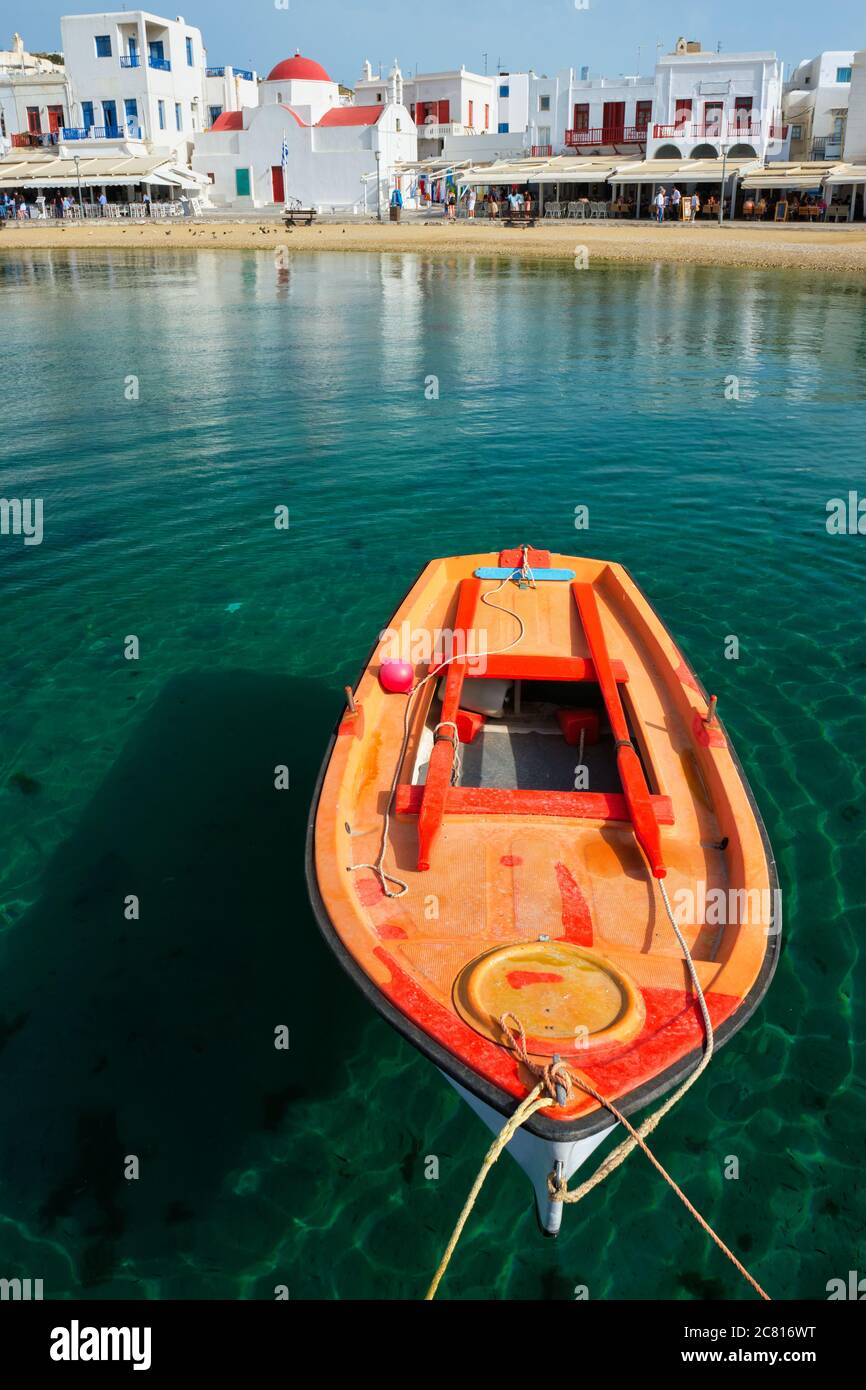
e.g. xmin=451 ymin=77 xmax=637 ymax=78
xmin=59 ymin=125 xmax=142 ymax=142
xmin=768 ymin=123 xmax=789 ymax=140
xmin=148 ymin=57 xmax=171 ymax=71
xmin=207 ymin=66 xmax=254 ymax=80
xmin=120 ymin=55 xmax=140 ymax=69
xmin=726 ymin=121 xmax=761 ymax=139
xmin=812 ymin=137 xmax=842 ymax=160
xmin=12 ymin=131 xmax=57 ymax=148
xmin=417 ymin=122 xmax=466 ymax=139
xmin=566 ymin=126 xmax=648 ymax=147
xmin=530 ymin=144 xmax=552 ymax=157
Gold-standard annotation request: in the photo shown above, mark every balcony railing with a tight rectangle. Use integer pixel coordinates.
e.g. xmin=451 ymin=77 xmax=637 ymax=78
xmin=652 ymin=120 xmax=765 ymax=141
xmin=233 ymin=69 xmax=253 ymax=81
xmin=120 ymin=55 xmax=140 ymax=68
xmin=566 ymin=126 xmax=647 ymax=147
xmin=418 ymin=122 xmax=465 ymax=139
xmin=148 ymin=56 xmax=171 ymax=71
xmin=768 ymin=123 xmax=789 ymax=139
xmin=12 ymin=131 xmax=57 ymax=147
xmin=530 ymin=144 xmax=552 ymax=157
xmin=59 ymin=125 xmax=141 ymax=141
xmin=206 ymin=66 xmax=225 ymax=76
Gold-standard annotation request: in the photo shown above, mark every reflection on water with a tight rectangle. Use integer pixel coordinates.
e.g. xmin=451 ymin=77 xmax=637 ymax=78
xmin=0 ymin=249 xmax=864 ymax=1299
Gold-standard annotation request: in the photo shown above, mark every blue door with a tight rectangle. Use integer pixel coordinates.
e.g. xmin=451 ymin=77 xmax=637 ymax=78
xmin=102 ymin=100 xmax=118 ymax=134
xmin=149 ymin=40 xmax=165 ymax=64
xmin=82 ymin=101 xmax=94 ymax=133
xmin=128 ymin=36 xmax=138 ymax=63
xmin=124 ymin=98 xmax=138 ymax=135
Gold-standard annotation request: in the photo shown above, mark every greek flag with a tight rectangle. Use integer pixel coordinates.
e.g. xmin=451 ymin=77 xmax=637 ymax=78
xmin=281 ymin=136 xmax=290 ymax=168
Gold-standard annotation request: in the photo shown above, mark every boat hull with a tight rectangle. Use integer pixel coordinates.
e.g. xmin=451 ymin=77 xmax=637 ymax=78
xmin=306 ymin=550 xmax=781 ymax=1155
xmin=440 ymin=1070 xmax=617 ymax=1235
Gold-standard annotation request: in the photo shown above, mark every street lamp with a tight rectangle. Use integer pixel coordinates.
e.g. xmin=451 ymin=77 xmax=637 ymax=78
xmin=73 ymin=154 xmax=84 ymax=215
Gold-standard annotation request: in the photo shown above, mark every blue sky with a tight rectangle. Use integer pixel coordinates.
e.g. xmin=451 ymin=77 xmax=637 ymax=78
xmin=15 ymin=1 xmax=865 ymax=87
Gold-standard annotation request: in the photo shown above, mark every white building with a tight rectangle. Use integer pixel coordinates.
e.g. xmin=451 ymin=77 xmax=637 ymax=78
xmin=784 ymin=52 xmax=855 ymax=161
xmin=0 ymin=34 xmax=69 ymax=153
xmin=205 ymin=65 xmax=259 ymax=131
xmin=192 ymin=53 xmax=417 ymax=211
xmin=59 ymin=10 xmax=210 ymax=158
xmin=843 ymin=51 xmax=866 ymax=159
xmin=355 ymin=61 xmax=496 ymax=156
xmin=550 ymin=70 xmax=655 ymax=154
xmin=0 ymin=14 xmax=223 ymax=205
xmin=495 ymin=70 xmax=529 ymax=135
xmin=648 ymin=38 xmax=788 ymax=162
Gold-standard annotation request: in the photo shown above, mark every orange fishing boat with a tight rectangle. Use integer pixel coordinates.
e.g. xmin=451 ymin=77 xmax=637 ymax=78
xmin=307 ymin=548 xmax=780 ymax=1236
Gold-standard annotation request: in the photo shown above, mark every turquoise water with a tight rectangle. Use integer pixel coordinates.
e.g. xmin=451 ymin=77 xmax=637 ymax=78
xmin=0 ymin=248 xmax=864 ymax=1300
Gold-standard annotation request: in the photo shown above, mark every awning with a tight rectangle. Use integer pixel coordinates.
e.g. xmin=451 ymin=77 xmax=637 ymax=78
xmin=0 ymin=154 xmax=205 ymax=190
xmin=614 ymin=158 xmax=760 ymax=184
xmin=824 ymin=162 xmax=866 ymax=186
xmin=456 ymin=155 xmax=640 ymax=186
xmin=740 ymin=162 xmax=835 ymax=190
xmin=532 ymin=156 xmax=640 ymax=184
xmin=460 ymin=159 xmax=550 ymax=185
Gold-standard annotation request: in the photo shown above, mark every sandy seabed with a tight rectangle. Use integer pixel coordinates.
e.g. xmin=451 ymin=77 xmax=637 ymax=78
xmin=2 ymin=215 xmax=866 ymax=273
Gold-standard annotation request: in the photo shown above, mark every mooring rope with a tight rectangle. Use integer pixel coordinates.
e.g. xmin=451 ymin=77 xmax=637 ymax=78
xmin=425 ymin=875 xmax=771 ymax=1302
xmin=424 ymin=1083 xmax=554 ymax=1301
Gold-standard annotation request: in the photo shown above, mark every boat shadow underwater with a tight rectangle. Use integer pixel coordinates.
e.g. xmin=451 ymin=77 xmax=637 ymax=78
xmin=0 ymin=669 xmax=365 ymax=1292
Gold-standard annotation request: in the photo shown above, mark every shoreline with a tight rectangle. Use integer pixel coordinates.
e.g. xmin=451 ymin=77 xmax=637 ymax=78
xmin=2 ymin=217 xmax=866 ymax=273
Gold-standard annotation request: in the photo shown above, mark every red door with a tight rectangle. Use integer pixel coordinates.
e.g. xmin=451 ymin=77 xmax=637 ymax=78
xmin=47 ymin=106 xmax=65 ymax=133
xmin=271 ymin=165 xmax=285 ymax=202
xmin=704 ymin=102 xmax=723 ymax=136
xmin=573 ymin=103 xmax=589 ymax=131
xmin=674 ymin=99 xmax=692 ymax=132
xmin=635 ymin=99 xmax=652 ymax=131
xmin=27 ymin=106 xmax=42 ymax=134
xmin=438 ymin=100 xmax=450 ymax=123
xmin=733 ymin=97 xmax=753 ymax=134
xmin=603 ymin=101 xmax=625 ymax=138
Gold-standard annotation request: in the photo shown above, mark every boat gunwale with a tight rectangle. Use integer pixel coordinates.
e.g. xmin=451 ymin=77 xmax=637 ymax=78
xmin=304 ymin=557 xmax=782 ymax=1142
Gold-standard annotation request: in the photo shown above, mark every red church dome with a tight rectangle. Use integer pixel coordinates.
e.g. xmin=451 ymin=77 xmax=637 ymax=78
xmin=266 ymin=52 xmax=332 ymax=83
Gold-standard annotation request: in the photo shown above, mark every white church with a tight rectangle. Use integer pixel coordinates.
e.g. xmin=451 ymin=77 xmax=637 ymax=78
xmin=192 ymin=52 xmax=417 ymax=211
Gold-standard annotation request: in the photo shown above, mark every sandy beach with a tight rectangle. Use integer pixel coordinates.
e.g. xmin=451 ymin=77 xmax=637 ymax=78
xmin=2 ymin=215 xmax=866 ymax=273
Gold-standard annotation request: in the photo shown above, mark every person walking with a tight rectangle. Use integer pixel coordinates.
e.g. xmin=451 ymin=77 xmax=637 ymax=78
xmin=655 ymin=187 xmax=666 ymax=224
xmin=446 ymin=189 xmax=457 ymax=221
xmin=98 ymin=191 xmax=108 ymax=217
xmin=690 ymin=191 xmax=700 ymax=223
xmin=671 ymin=186 xmax=681 ymax=220
xmin=467 ymin=188 xmax=477 ymax=219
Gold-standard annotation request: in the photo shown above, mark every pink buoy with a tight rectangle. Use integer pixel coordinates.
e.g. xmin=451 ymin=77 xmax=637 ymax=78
xmin=379 ymin=659 xmax=414 ymax=694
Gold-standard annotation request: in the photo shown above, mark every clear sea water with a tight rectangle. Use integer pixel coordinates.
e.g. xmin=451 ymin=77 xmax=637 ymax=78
xmin=0 ymin=248 xmax=864 ymax=1301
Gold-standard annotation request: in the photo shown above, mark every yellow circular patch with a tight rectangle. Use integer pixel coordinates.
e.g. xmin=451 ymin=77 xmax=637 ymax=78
xmin=454 ymin=941 xmax=645 ymax=1055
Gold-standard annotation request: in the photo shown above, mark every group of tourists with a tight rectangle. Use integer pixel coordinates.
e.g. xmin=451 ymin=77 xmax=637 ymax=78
xmin=652 ymin=186 xmax=702 ymax=224
xmin=0 ymin=189 xmax=159 ymax=221
xmin=444 ymin=187 xmax=535 ymax=221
